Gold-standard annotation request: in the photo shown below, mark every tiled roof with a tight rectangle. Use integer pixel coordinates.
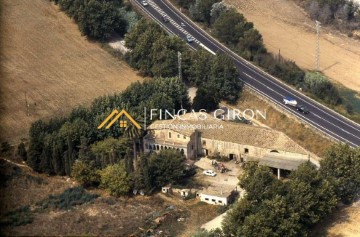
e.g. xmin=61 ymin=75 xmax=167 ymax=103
xmin=147 ymin=113 xmax=308 ymax=155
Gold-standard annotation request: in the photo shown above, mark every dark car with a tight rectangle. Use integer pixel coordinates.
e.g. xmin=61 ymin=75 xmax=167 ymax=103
xmin=297 ymin=105 xmax=310 ymax=114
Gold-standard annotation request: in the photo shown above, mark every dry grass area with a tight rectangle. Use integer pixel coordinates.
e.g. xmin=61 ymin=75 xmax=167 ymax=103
xmin=0 ymin=158 xmax=219 ymax=236
xmin=225 ymin=0 xmax=360 ymax=93
xmin=311 ymin=201 xmax=360 ymax=237
xmin=229 ymin=89 xmax=335 ymax=158
xmin=0 ymin=0 xmax=143 ymax=144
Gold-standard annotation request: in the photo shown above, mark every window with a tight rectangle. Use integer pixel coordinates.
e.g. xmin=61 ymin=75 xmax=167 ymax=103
xmin=205 ymin=198 xmax=209 ymax=201
xmin=202 ymin=140 xmax=206 ymax=145
xmin=191 ymin=145 xmax=194 ymax=150
xmin=244 ymin=148 xmax=249 ymax=153
xmin=219 ymin=200 xmax=223 ymax=203
xmin=183 ymin=135 xmax=186 ymax=139
xmin=177 ymin=134 xmax=180 ymax=138
xmin=169 ymin=132 xmax=171 ymax=138
xmin=212 ymin=199 xmax=216 ymax=202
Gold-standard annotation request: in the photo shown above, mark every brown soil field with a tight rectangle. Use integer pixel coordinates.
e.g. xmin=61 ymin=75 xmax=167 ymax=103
xmin=225 ymin=0 xmax=360 ymax=93
xmin=0 ymin=0 xmax=143 ymax=144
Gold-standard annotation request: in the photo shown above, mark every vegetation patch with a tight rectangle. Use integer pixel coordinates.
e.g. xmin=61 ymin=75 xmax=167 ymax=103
xmin=0 ymin=206 xmax=34 ymax=227
xmin=36 ymin=187 xmax=99 ymax=211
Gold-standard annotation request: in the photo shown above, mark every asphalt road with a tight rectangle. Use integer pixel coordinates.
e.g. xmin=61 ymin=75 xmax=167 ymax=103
xmin=134 ymin=0 xmax=360 ymax=147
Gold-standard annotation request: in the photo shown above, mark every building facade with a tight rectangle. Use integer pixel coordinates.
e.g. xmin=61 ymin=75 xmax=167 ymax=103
xmin=144 ymin=113 xmax=309 ymax=161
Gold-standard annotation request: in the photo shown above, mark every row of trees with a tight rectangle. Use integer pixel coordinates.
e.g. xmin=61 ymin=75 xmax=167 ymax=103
xmin=299 ymin=0 xmax=360 ymax=35
xmin=177 ymin=0 xmax=342 ymax=106
xmin=125 ymin=19 xmax=243 ymax=105
xmin=49 ymin=0 xmax=139 ymax=40
xmin=72 ymin=149 xmax=189 ymax=196
xmin=197 ymin=144 xmax=359 ymax=236
xmin=25 ymin=77 xmax=190 ymax=175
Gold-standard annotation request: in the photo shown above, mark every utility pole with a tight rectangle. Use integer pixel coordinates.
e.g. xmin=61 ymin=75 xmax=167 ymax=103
xmin=315 ymin=20 xmax=321 ymax=71
xmin=178 ymin=51 xmax=182 ymax=80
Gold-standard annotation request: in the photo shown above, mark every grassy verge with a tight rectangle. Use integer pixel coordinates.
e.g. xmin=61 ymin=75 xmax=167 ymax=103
xmin=229 ymin=89 xmax=335 ymax=157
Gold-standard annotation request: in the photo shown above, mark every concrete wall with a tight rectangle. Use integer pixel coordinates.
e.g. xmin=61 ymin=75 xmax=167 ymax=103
xmin=200 ymin=138 xmax=308 ymax=161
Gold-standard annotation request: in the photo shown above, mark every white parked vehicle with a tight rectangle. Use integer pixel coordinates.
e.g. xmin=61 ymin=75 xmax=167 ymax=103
xmin=203 ymin=170 xmax=217 ymax=176
xmin=186 ymin=35 xmax=194 ymax=43
xmin=141 ymin=0 xmax=149 ymax=6
xmin=283 ymin=96 xmax=297 ymax=107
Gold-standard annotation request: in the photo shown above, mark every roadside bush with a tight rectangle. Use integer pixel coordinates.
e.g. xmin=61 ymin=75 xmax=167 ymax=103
xmin=304 ymin=72 xmax=341 ymax=105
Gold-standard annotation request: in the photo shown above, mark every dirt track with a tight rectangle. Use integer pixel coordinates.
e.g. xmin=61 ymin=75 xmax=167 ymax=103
xmin=0 ymin=0 xmax=143 ymax=143
xmin=225 ymin=0 xmax=360 ymax=93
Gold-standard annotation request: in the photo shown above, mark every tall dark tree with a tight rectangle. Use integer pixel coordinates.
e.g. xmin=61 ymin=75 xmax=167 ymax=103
xmin=17 ymin=142 xmax=27 ymax=161
xmin=192 ymin=87 xmax=219 ymax=112
xmin=320 ymin=144 xmax=360 ymax=203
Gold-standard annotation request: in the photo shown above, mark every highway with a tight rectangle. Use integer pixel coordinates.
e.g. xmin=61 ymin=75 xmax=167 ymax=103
xmin=133 ymin=0 xmax=360 ymax=147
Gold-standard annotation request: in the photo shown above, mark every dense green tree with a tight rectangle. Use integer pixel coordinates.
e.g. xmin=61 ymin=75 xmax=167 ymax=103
xmin=99 ymin=162 xmax=132 ymax=196
xmin=210 ymin=1 xmax=229 ymax=24
xmin=55 ymin=0 xmax=128 ymax=40
xmin=237 ymin=28 xmax=266 ymax=60
xmin=209 ymin=53 xmax=242 ymax=103
xmin=222 ymin=198 xmax=254 ymax=236
xmin=239 ymin=195 xmax=302 ymax=237
xmin=148 ymin=149 xmax=186 ymax=188
xmin=320 ymin=144 xmax=360 ymax=203
xmin=213 ymin=9 xmax=253 ymax=45
xmin=192 ymin=87 xmax=219 ymax=112
xmin=91 ymin=137 xmax=132 ymax=168
xmin=133 ymin=153 xmax=151 ymax=191
xmin=71 ymin=160 xmax=101 ymax=187
xmin=190 ymin=0 xmax=221 ymax=24
xmin=287 ymin=162 xmax=337 ymax=228
xmin=185 ymin=49 xmax=213 ymax=86
xmin=238 ymin=162 xmax=283 ymax=202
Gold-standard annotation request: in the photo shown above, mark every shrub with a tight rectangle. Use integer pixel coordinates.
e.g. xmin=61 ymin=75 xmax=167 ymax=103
xmin=71 ymin=161 xmax=100 ymax=187
xmin=0 ymin=141 xmax=11 ymax=155
xmin=304 ymin=72 xmax=341 ymax=105
xmin=37 ymin=187 xmax=98 ymax=210
xmin=99 ymin=162 xmax=132 ymax=196
xmin=17 ymin=142 xmax=27 ymax=161
xmin=0 ymin=206 xmax=33 ymax=227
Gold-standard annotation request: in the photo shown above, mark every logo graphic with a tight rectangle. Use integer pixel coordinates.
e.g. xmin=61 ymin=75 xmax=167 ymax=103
xmin=98 ymin=109 xmax=141 ymax=129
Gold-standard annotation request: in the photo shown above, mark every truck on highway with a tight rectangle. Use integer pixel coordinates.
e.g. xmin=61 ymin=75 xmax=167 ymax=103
xmin=283 ymin=97 xmax=310 ymax=114
xmin=283 ymin=96 xmax=297 ymax=107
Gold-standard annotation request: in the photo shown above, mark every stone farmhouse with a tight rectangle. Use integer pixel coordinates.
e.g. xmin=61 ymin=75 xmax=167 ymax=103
xmin=143 ymin=113 xmax=313 ymax=177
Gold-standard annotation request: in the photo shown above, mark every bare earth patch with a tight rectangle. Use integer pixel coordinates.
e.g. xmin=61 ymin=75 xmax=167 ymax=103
xmin=225 ymin=0 xmax=360 ymax=92
xmin=0 ymin=0 xmax=143 ymax=143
